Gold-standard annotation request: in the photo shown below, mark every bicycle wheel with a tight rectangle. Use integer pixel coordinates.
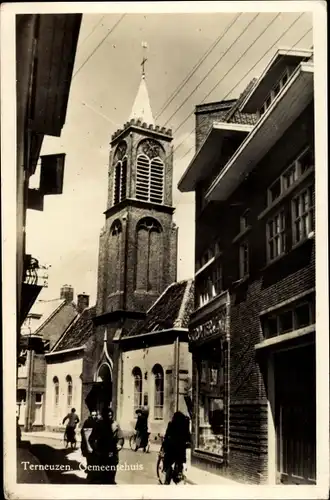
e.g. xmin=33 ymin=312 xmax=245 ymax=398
xmin=129 ymin=434 xmax=137 ymax=451
xmin=156 ymin=454 xmax=166 ymax=484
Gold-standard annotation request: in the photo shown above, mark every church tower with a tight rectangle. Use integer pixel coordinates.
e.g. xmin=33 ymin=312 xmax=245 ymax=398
xmin=96 ymin=64 xmax=178 ymax=320
xmin=81 ymin=57 xmax=178 ymax=420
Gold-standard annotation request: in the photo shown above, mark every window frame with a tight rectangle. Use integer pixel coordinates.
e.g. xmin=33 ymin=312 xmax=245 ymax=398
xmin=262 ymin=298 xmax=315 ymax=339
xmin=132 ymin=367 xmax=143 ymax=415
xmin=266 ymin=209 xmax=286 ymax=263
xmin=291 ymin=183 xmax=315 ymax=247
xmin=153 ymin=365 xmax=164 ymax=421
xmin=239 ymin=240 xmax=249 ymax=279
xmin=136 ymin=153 xmax=164 ymax=204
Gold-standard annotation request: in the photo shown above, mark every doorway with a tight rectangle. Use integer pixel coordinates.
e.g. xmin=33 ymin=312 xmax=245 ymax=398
xmin=274 ymin=343 xmax=316 ymax=484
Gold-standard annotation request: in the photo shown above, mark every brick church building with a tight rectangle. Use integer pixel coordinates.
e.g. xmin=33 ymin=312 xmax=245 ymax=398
xmin=78 ymin=67 xmax=188 ymax=425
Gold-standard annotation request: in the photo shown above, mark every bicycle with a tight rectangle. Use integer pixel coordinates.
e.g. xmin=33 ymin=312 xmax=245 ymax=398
xmin=156 ymin=449 xmax=187 ymax=485
xmin=64 ymin=426 xmax=77 ymax=450
xmin=129 ymin=431 xmax=150 ymax=453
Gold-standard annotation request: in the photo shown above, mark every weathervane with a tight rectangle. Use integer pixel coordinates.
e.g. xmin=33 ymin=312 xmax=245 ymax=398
xmin=141 ymin=41 xmax=148 ymax=77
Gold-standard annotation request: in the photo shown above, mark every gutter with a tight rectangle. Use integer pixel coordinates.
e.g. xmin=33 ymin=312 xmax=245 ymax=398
xmin=45 ymin=345 xmax=85 ymax=357
xmin=114 ymin=327 xmax=188 ymax=343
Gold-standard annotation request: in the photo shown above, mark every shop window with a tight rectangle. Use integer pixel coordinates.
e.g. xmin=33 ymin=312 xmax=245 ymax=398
xmin=132 ymin=367 xmax=143 ymax=414
xmin=197 ymin=341 xmax=225 ymax=456
xmin=292 ymin=184 xmax=315 ymax=245
xmin=153 ymin=364 xmax=164 ymax=420
xmin=267 ymin=210 xmax=286 ymax=261
xmin=262 ymin=296 xmax=315 ymax=339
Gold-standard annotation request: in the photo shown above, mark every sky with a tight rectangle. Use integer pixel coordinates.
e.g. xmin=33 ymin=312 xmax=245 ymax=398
xmin=26 ymin=9 xmax=313 ymax=305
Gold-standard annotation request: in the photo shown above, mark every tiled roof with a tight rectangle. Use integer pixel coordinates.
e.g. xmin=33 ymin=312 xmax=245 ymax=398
xmin=225 ymin=78 xmax=258 ymax=125
xmin=21 ymin=298 xmax=66 ymax=335
xmin=52 ymin=306 xmax=96 ymax=353
xmin=122 ymin=280 xmax=194 ymax=339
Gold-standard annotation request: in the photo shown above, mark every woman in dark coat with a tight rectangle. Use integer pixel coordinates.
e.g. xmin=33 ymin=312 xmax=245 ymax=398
xmin=161 ymin=411 xmax=191 ymax=484
xmin=135 ymin=409 xmax=149 ymax=452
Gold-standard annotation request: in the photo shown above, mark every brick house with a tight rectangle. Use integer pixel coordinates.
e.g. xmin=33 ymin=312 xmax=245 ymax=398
xmin=178 ymin=47 xmax=315 ymax=485
xmin=44 ymin=294 xmax=93 ymax=431
xmin=114 ymin=279 xmax=194 ymax=441
xmin=17 ymin=286 xmax=78 ymax=430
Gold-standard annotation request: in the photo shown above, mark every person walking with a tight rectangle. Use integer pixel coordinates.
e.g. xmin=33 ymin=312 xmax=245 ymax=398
xmin=88 ymin=407 xmax=124 ymax=484
xmin=161 ymin=411 xmax=191 ymax=484
xmin=81 ymin=409 xmax=98 ymax=483
xmin=62 ymin=408 xmax=79 ymax=447
xmin=134 ymin=409 xmax=149 ymax=452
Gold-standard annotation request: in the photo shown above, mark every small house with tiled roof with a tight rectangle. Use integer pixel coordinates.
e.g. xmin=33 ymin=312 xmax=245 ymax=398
xmin=114 ymin=279 xmax=194 ymax=440
xmin=44 ymin=297 xmax=95 ymax=431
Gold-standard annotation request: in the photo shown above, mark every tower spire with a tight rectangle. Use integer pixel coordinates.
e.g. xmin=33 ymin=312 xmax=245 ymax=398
xmin=129 ymin=42 xmax=155 ymax=125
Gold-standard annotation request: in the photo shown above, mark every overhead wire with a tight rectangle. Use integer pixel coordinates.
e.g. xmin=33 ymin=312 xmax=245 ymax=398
xmin=162 ymin=13 xmax=261 ymax=128
xmin=78 ymin=15 xmax=106 ymax=48
xmin=173 ymin=14 xmax=311 ymax=165
xmin=73 ymin=14 xmax=126 ymax=79
xmin=155 ymin=12 xmax=243 ymax=120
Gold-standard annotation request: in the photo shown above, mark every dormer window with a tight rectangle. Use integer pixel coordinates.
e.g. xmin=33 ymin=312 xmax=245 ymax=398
xmin=257 ymin=67 xmax=292 ymax=119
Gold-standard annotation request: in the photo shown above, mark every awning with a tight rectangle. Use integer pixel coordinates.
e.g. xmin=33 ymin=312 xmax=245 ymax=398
xmin=178 ymin=122 xmax=252 ymax=193
xmin=206 ymin=62 xmax=314 ymax=202
xmin=240 ymin=48 xmax=313 ymax=113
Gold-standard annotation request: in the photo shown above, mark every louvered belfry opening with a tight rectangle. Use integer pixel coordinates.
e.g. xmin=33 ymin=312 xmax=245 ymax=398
xmin=113 ymin=157 xmax=128 ymax=205
xmin=136 ymin=153 xmax=164 ymax=204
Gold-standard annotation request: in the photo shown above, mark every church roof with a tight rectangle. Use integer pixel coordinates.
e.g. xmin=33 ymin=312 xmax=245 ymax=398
xmin=51 ymin=306 xmax=96 ymax=353
xmin=129 ymin=74 xmax=155 ymax=125
xmin=121 ymin=279 xmax=194 ymax=339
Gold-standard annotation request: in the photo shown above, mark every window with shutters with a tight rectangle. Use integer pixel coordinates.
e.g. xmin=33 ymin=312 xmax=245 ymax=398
xmin=136 ymin=139 xmax=165 ymax=204
xmin=113 ymin=157 xmax=127 ymax=204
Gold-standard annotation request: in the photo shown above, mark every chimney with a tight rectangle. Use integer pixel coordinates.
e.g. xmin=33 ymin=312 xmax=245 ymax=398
xmin=60 ymin=285 xmax=74 ymax=303
xmin=77 ymin=293 xmax=89 ymax=314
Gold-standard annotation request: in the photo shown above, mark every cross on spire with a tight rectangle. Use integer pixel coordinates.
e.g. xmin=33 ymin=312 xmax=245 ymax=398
xmin=141 ymin=41 xmax=148 ymax=77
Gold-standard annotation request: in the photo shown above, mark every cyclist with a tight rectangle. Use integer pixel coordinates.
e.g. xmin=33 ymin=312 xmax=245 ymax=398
xmin=161 ymin=411 xmax=190 ymax=484
xmin=62 ymin=408 xmax=79 ymax=447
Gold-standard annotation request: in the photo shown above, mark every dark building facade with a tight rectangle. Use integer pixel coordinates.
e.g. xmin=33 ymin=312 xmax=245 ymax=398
xmin=81 ymin=71 xmax=178 ymax=423
xmin=178 ymin=48 xmax=315 ymax=485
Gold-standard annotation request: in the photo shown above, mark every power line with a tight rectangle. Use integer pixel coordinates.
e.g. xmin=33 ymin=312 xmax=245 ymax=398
xmin=162 ymin=13 xmax=261 ymax=128
xmin=73 ymin=14 xmax=126 ymax=79
xmin=156 ymin=13 xmax=242 ymax=120
xmin=173 ymin=14 xmax=309 ymax=164
xmin=173 ymin=12 xmax=281 ymax=134
xmin=78 ymin=15 xmax=105 ymax=48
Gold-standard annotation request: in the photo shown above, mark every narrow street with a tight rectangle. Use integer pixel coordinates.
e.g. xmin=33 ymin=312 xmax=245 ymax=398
xmin=18 ymin=435 xmax=162 ymax=484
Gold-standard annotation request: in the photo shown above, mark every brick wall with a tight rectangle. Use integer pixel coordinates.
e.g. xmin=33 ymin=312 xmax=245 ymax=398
xmin=192 ymin=102 xmax=315 ymax=483
xmin=195 ymin=101 xmax=235 ymax=151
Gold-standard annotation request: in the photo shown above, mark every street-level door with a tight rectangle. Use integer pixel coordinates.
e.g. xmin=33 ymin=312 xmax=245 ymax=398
xmin=274 ymin=343 xmax=316 ymax=484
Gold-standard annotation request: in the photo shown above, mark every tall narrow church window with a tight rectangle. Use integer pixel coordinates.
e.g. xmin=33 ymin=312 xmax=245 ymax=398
xmin=108 ymin=220 xmax=122 ymax=294
xmin=136 ymin=139 xmax=165 ymax=204
xmin=113 ymin=158 xmax=127 ymax=204
xmin=53 ymin=376 xmax=59 ymax=416
xmin=66 ymin=375 xmax=72 ymax=408
xmin=153 ymin=364 xmax=164 ymax=420
xmin=132 ymin=367 xmax=143 ymax=414
xmin=112 ymin=141 xmax=128 ymax=205
xmin=135 ymin=217 xmax=162 ymax=292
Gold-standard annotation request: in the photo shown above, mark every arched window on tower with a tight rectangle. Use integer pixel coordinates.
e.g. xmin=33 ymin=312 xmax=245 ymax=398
xmin=113 ymin=141 xmax=128 ymax=205
xmin=108 ymin=220 xmax=122 ymax=294
xmin=136 ymin=139 xmax=165 ymax=204
xmin=152 ymin=364 xmax=164 ymax=420
xmin=132 ymin=367 xmax=143 ymax=414
xmin=135 ymin=217 xmax=163 ymax=292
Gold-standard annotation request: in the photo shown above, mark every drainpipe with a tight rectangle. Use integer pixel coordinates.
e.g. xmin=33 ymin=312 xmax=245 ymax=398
xmin=25 ymin=349 xmax=34 ymax=431
xmin=175 ymin=335 xmax=180 ymax=412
